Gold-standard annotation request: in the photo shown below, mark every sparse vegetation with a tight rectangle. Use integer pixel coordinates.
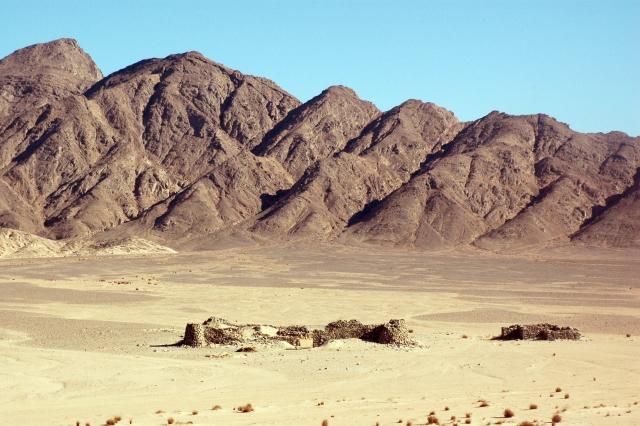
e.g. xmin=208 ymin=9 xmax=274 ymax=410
xmin=322 ymin=420 xmax=329 ymax=426
xmin=237 ymin=403 xmax=254 ymax=413
xmin=555 ymin=387 xmax=562 ymax=393
xmin=479 ymin=400 xmax=489 ymax=407
xmin=192 ymin=410 xmax=198 ymax=415
xmin=427 ymin=414 xmax=439 ymax=424
xmin=504 ymin=408 xmax=514 ymax=418
xmin=212 ymin=404 xmax=222 ymax=410
xmin=551 ymin=414 xmax=562 ymax=423
xmin=529 ymin=403 xmax=538 ymax=409
xmin=564 ymin=393 xmax=570 ymax=399
xmin=518 ymin=422 xmax=535 ymax=426
xmin=167 ymin=418 xmax=174 ymax=425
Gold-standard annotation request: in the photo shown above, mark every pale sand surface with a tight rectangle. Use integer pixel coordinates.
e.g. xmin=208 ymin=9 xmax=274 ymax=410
xmin=0 ymin=244 xmax=639 ymax=425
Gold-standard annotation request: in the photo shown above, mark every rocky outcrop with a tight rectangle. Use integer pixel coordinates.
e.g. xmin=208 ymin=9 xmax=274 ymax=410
xmin=498 ymin=324 xmax=581 ymax=341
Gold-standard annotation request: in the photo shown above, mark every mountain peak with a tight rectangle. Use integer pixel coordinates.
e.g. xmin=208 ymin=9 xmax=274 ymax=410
xmin=0 ymin=37 xmax=102 ymax=87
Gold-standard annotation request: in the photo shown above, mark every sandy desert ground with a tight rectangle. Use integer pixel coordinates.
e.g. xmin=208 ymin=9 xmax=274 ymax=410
xmin=0 ymin=244 xmax=639 ymax=426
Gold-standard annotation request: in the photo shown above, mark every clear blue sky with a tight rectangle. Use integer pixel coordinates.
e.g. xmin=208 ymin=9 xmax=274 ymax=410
xmin=1 ymin=0 xmax=638 ymax=135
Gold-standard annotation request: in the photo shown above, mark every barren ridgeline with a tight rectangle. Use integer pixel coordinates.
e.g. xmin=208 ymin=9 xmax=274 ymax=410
xmin=0 ymin=38 xmax=638 ymax=254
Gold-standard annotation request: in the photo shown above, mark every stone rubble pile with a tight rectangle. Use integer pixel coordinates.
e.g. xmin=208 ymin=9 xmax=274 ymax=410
xmin=182 ymin=317 xmax=416 ymax=348
xmin=499 ymin=323 xmax=581 ymax=341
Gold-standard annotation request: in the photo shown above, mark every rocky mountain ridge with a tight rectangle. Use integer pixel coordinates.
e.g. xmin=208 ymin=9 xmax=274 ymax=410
xmin=1 ymin=38 xmax=638 ymax=250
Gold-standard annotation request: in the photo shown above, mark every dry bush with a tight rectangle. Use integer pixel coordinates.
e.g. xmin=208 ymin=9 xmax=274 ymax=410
xmin=167 ymin=418 xmax=174 ymax=425
xmin=429 ymin=411 xmax=435 ymax=415
xmin=155 ymin=410 xmax=164 ymax=414
xmin=464 ymin=420 xmax=471 ymax=424
xmin=444 ymin=406 xmax=450 ymax=411
xmin=465 ymin=413 xmax=471 ymax=418
xmin=106 ymin=420 xmax=115 ymax=426
xmin=322 ymin=420 xmax=329 ymax=426
xmin=317 ymin=401 xmax=325 ymax=406
xmin=407 ymin=422 xmax=413 ymax=426
xmin=555 ymin=387 xmax=562 ymax=393
xmin=504 ymin=408 xmax=515 ymax=418
xmin=427 ymin=414 xmax=439 ymax=424
xmin=518 ymin=422 xmax=535 ymax=426
xmin=462 ymin=335 xmax=469 ymax=339
xmin=212 ymin=404 xmax=222 ymax=410
xmin=479 ymin=400 xmax=489 ymax=407
xmin=237 ymin=403 xmax=254 ymax=413
xmin=192 ymin=410 xmax=198 ymax=415
xmin=551 ymin=413 xmax=562 ymax=423
xmin=529 ymin=403 xmax=538 ymax=410
xmin=564 ymin=393 xmax=570 ymax=399
xmin=114 ymin=416 xmax=121 ymax=422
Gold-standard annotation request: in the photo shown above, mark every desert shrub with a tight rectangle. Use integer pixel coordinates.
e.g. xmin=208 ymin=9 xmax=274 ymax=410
xmin=237 ymin=403 xmax=254 ymax=413
xmin=504 ymin=408 xmax=515 ymax=418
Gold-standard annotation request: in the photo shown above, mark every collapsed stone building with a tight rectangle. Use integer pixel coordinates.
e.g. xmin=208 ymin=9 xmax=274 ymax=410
xmin=499 ymin=323 xmax=581 ymax=341
xmin=182 ymin=317 xmax=416 ymax=348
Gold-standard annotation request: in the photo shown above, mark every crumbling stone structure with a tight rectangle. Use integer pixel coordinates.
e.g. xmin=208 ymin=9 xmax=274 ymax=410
xmin=499 ymin=323 xmax=581 ymax=341
xmin=182 ymin=317 xmax=416 ymax=348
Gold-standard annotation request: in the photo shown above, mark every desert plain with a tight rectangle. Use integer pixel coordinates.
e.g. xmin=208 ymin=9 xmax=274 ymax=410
xmin=0 ymin=243 xmax=638 ymax=426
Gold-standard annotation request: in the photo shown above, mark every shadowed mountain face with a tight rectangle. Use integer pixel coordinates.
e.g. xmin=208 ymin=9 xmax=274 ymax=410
xmin=0 ymin=39 xmax=638 ymax=249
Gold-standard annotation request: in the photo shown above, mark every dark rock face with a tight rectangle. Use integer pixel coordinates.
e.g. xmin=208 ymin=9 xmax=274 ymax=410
xmin=499 ymin=324 xmax=581 ymax=341
xmin=1 ymin=38 xmax=638 ymax=250
xmin=254 ymin=85 xmax=380 ymax=179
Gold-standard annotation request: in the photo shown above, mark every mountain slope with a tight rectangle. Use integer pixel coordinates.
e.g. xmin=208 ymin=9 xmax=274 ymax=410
xmin=0 ymin=38 xmax=638 ymax=250
xmin=345 ymin=113 xmax=639 ymax=249
xmin=253 ymin=85 xmax=380 ymax=179
xmin=251 ymin=100 xmax=463 ymax=238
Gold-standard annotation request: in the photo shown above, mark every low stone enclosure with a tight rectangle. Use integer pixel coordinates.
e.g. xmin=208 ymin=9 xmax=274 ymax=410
xmin=498 ymin=323 xmax=581 ymax=341
xmin=182 ymin=317 xmax=416 ymax=349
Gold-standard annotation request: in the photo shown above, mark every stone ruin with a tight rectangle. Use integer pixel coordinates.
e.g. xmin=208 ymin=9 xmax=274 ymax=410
xmin=498 ymin=323 xmax=581 ymax=341
xmin=182 ymin=317 xmax=416 ymax=349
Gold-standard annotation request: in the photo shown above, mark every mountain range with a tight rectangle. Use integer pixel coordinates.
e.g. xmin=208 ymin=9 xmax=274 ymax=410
xmin=1 ymin=38 xmax=638 ymax=251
